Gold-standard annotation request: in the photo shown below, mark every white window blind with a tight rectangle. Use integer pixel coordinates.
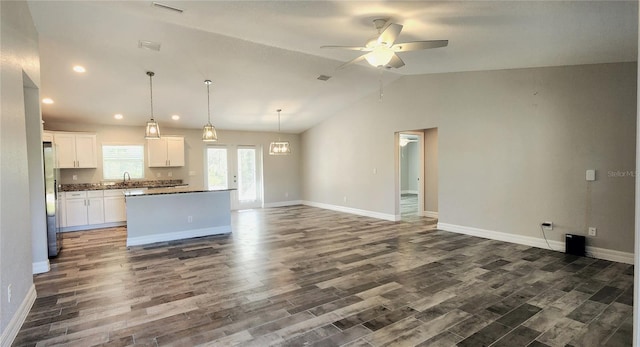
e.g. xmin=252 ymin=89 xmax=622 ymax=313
xmin=102 ymin=145 xmax=144 ymax=180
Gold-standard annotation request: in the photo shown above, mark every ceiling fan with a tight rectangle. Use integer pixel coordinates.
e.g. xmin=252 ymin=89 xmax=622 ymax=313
xmin=321 ymin=18 xmax=448 ymax=69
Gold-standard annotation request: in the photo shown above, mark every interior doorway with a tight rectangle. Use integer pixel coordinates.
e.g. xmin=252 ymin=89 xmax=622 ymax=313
xmin=395 ymin=128 xmax=439 ymax=221
xmin=398 ymin=132 xmax=424 ymax=220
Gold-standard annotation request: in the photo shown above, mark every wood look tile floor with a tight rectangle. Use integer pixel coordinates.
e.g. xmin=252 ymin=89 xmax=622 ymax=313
xmin=15 ymin=206 xmax=633 ymax=346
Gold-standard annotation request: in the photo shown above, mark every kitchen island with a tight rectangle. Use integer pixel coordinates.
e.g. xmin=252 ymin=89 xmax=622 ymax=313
xmin=125 ymin=187 xmax=233 ymax=246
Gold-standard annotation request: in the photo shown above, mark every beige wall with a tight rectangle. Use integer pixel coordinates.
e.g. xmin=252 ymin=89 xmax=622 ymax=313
xmin=302 ymin=63 xmax=636 ymax=253
xmin=424 ymin=128 xmax=438 ymax=213
xmin=44 ymin=122 xmax=301 ymax=204
xmin=0 ymin=0 xmax=40 ymax=335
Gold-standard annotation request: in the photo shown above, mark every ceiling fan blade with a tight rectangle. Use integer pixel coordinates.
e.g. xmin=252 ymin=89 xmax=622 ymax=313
xmin=377 ymin=23 xmax=403 ymax=46
xmin=392 ymin=40 xmax=449 ymax=52
xmin=387 ymin=53 xmax=405 ymax=69
xmin=321 ymin=45 xmax=369 ymax=51
xmin=337 ymin=54 xmax=367 ymax=70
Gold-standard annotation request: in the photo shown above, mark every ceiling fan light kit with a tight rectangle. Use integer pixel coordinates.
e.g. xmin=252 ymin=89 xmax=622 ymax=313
xmin=321 ymin=18 xmax=448 ymax=70
xmin=144 ymin=71 xmax=161 ymax=139
xmin=202 ymin=79 xmax=218 ymax=142
xmin=269 ymin=109 xmax=291 ymax=155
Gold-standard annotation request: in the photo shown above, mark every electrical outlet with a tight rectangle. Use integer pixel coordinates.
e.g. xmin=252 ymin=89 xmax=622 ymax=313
xmin=542 ymin=221 xmax=553 ymax=230
xmin=156 ymin=173 xmax=161 ymax=178
xmin=373 ymin=168 xmax=377 ymax=174
xmin=189 ymin=171 xmax=196 ymax=176
xmin=285 ymin=192 xmax=289 ymax=198
xmin=589 ymin=227 xmax=597 ymax=236
xmin=72 ymin=175 xmax=77 ymax=181
xmin=7 ymin=284 xmax=11 ymax=303
xmin=168 ymin=172 xmax=172 ymax=177
xmin=343 ymin=196 xmax=348 ymax=203
xmin=187 ymin=216 xmax=193 ymax=223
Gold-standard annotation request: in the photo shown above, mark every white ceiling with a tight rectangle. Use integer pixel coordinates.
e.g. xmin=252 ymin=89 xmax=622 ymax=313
xmin=28 ymin=1 xmax=637 ymax=134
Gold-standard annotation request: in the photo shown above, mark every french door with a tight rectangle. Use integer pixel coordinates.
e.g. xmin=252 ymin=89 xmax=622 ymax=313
xmin=206 ymin=145 xmax=263 ymax=210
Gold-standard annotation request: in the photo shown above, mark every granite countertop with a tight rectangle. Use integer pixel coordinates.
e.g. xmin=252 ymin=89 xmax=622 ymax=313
xmin=124 ymin=187 xmax=235 ymax=197
xmin=60 ymin=180 xmax=185 ymax=192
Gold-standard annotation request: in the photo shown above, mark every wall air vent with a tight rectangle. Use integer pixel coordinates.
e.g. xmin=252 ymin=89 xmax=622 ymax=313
xmin=152 ymin=2 xmax=184 ymax=14
xmin=138 ymin=40 xmax=161 ymax=52
xmin=317 ymin=75 xmax=332 ymax=81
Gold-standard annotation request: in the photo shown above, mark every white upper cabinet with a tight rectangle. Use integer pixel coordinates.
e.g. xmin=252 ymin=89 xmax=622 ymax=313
xmin=54 ymin=132 xmax=97 ymax=168
xmin=147 ymin=136 xmax=184 ymax=167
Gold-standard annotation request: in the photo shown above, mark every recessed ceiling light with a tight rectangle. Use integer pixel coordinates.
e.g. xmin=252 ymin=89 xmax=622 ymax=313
xmin=42 ymin=98 xmax=54 ymax=104
xmin=114 ymin=114 xmax=123 ymax=120
xmin=171 ymin=114 xmax=180 ymax=120
xmin=73 ymin=65 xmax=86 ymax=73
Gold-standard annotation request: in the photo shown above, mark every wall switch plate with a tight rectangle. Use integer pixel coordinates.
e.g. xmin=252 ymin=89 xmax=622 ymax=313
xmin=586 ymin=169 xmax=596 ymax=181
xmin=589 ymin=227 xmax=597 ymax=236
xmin=187 ymin=216 xmax=193 ymax=223
xmin=373 ymin=168 xmax=377 ymax=174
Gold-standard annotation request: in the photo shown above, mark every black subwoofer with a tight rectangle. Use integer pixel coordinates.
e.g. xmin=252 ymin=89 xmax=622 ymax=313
xmin=565 ymin=234 xmax=586 ymax=257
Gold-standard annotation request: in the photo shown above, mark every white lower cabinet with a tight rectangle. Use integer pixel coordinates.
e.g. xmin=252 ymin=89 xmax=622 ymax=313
xmin=104 ymin=190 xmax=126 ymax=223
xmin=64 ymin=191 xmax=107 ymax=228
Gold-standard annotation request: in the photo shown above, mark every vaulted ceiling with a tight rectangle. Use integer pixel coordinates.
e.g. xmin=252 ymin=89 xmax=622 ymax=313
xmin=28 ymin=1 xmax=637 ymax=133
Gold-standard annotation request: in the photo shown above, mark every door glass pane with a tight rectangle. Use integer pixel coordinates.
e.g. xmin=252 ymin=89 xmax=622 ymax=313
xmin=207 ymin=147 xmax=228 ymax=190
xmin=237 ymin=148 xmax=257 ymax=201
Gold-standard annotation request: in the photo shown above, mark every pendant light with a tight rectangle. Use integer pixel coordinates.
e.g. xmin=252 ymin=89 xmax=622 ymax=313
xmin=144 ymin=71 xmax=161 ymax=139
xmin=268 ymin=109 xmax=291 ymax=155
xmin=202 ymin=80 xmax=218 ymax=142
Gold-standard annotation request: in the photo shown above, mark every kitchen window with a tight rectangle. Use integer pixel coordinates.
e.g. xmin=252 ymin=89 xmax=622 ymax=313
xmin=102 ymin=145 xmax=144 ymax=180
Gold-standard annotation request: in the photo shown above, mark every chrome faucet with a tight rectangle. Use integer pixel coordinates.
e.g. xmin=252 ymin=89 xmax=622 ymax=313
xmin=123 ymin=171 xmax=131 ymax=185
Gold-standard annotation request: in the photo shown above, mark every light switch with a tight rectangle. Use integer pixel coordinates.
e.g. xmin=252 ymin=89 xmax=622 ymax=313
xmin=586 ymin=169 xmax=596 ymax=181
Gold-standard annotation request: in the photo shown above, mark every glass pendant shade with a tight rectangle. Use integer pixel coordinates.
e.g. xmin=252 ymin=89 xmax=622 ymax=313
xmin=202 ymin=79 xmax=218 ymax=142
xmin=269 ymin=141 xmax=291 ymax=155
xmin=365 ymin=46 xmax=394 ymax=67
xmin=269 ymin=109 xmax=291 ymax=155
xmin=144 ymin=71 xmax=161 ymax=139
xmin=202 ymin=123 xmax=217 ymax=142
xmin=145 ymin=119 xmax=160 ymax=139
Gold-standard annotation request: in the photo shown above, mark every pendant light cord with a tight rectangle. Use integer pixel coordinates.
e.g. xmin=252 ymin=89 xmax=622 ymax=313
xmin=148 ymin=71 xmax=155 ymax=120
xmin=207 ymin=82 xmax=211 ymax=124
xmin=277 ymin=109 xmax=281 ymax=133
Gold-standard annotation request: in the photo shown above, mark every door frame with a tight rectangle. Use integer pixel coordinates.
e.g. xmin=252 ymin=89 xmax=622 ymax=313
xmin=204 ymin=144 xmax=264 ymax=211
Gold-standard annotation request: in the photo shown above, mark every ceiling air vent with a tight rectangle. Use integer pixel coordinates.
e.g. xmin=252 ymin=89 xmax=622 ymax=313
xmin=138 ymin=40 xmax=161 ymax=52
xmin=152 ymin=2 xmax=184 ymax=14
xmin=317 ymin=75 xmax=331 ymax=81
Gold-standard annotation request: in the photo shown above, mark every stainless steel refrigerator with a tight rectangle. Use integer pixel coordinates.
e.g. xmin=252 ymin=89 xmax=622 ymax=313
xmin=43 ymin=141 xmax=62 ymax=257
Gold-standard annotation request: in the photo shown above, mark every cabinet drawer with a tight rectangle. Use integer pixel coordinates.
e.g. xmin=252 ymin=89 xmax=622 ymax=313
xmin=65 ymin=191 xmax=87 ymax=199
xmin=87 ymin=190 xmax=104 ymax=198
xmin=104 ymin=189 xmax=125 ymax=197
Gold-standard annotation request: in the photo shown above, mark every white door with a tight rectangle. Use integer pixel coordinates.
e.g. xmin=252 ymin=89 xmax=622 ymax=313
xmin=206 ymin=145 xmax=262 ymax=210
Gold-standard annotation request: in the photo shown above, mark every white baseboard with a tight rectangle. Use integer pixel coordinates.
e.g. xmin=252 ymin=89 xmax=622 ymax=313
xmin=302 ymin=201 xmax=399 ymax=221
xmin=263 ymin=200 xmax=303 ymax=208
xmin=438 ymin=223 xmax=634 ymax=265
xmin=0 ymin=283 xmax=36 ymax=346
xmin=126 ymin=226 xmax=232 ymax=247
xmin=61 ymin=221 xmax=126 ymax=232
xmin=32 ymin=260 xmax=50 ymax=274
xmin=421 ymin=211 xmax=439 ymax=218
